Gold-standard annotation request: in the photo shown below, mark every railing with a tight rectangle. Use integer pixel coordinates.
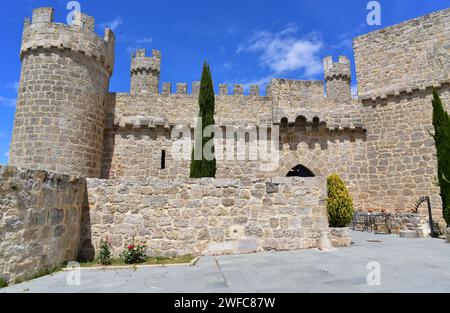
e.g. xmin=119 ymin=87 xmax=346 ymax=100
xmin=415 ymin=196 xmax=440 ymax=238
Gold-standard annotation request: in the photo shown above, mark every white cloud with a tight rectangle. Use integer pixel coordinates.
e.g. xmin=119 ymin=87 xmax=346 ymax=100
xmin=242 ymin=74 xmax=275 ymax=91
xmin=238 ymin=25 xmax=324 ymax=77
xmin=222 ymin=62 xmax=232 ymax=71
xmin=3 ymin=151 xmax=9 ymax=158
xmin=126 ymin=37 xmax=154 ymax=55
xmin=136 ymin=37 xmax=153 ymax=44
xmin=99 ymin=16 xmax=123 ymax=31
xmin=6 ymin=81 xmax=19 ymax=93
xmin=0 ymin=96 xmax=16 ymax=107
xmin=332 ymin=38 xmax=353 ymax=51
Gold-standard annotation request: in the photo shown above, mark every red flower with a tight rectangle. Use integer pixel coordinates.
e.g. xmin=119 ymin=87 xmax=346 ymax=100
xmin=128 ymin=244 xmax=135 ymax=250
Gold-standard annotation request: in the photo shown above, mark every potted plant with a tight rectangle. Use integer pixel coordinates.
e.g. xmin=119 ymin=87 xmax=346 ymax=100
xmin=326 ymin=174 xmax=354 ymax=247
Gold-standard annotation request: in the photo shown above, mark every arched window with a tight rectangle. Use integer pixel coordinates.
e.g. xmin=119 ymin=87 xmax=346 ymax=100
xmin=286 ymin=165 xmax=315 ymax=177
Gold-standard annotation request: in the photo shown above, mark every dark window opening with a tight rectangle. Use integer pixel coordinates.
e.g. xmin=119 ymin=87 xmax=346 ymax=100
xmin=161 ymin=150 xmax=166 ymax=170
xmin=286 ymin=165 xmax=315 ymax=177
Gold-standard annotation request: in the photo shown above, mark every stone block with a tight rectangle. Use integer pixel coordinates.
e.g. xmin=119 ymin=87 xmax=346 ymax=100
xmin=400 ymin=230 xmax=419 ymax=238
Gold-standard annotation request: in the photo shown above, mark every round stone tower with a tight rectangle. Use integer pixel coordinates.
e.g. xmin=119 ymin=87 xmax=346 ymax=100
xmin=10 ymin=7 xmax=115 ymax=178
xmin=323 ymin=56 xmax=352 ymax=102
xmin=130 ymin=48 xmax=161 ymax=95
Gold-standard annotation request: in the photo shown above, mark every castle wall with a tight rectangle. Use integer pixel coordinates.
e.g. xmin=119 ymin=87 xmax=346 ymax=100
xmin=80 ymin=177 xmax=328 ymax=257
xmin=0 ymin=166 xmax=86 ymax=284
xmin=277 ymin=127 xmax=369 ymax=211
xmin=101 ymin=92 xmax=273 ymax=179
xmin=358 ymin=85 xmax=450 ymax=224
xmin=9 ymin=8 xmax=114 ymax=178
xmin=354 ymin=8 xmax=450 ymax=99
xmin=271 ymin=79 xmax=326 ymax=122
xmin=352 ymin=8 xmax=450 ymax=225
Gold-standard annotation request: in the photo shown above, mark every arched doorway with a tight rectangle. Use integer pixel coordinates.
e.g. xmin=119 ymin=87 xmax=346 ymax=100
xmin=286 ymin=164 xmax=315 ymax=177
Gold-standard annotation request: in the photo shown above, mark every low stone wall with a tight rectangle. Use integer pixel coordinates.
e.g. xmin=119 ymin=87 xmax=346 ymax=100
xmin=80 ymin=177 xmax=328 ymax=258
xmin=352 ymin=211 xmax=430 ymax=237
xmin=0 ymin=166 xmax=85 ymax=283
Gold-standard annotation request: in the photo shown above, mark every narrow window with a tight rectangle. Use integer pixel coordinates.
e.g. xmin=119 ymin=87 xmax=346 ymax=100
xmin=161 ymin=150 xmax=166 ymax=170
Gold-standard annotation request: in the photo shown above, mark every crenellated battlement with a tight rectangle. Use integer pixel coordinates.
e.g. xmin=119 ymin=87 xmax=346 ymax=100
xmin=20 ymin=7 xmax=115 ymax=75
xmin=130 ymin=49 xmax=161 ymax=73
xmin=130 ymin=48 xmax=161 ymax=95
xmin=323 ymin=56 xmax=351 ymax=81
xmin=158 ymin=82 xmax=270 ymax=97
xmin=11 ymin=7 xmax=115 ymax=178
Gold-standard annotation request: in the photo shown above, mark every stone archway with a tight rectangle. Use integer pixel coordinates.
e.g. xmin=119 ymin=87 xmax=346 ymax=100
xmin=277 ymin=151 xmax=329 ymax=178
xmin=286 ymin=164 xmax=316 ymax=177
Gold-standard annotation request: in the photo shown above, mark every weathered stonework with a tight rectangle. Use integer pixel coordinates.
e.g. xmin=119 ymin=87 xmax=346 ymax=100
xmin=7 ymin=8 xmax=449 ymax=229
xmin=0 ymin=166 xmax=86 ymax=283
xmin=79 ymin=177 xmax=328 ymax=258
xmin=2 ymin=7 xmax=450 ymax=283
xmin=352 ymin=211 xmax=432 ymax=237
xmin=10 ymin=7 xmax=115 ymax=178
xmin=329 ymin=227 xmax=352 ymax=247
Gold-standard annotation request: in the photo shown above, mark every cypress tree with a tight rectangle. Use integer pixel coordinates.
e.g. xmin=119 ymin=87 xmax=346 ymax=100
xmin=431 ymin=88 xmax=450 ymax=226
xmin=190 ymin=62 xmax=216 ymax=178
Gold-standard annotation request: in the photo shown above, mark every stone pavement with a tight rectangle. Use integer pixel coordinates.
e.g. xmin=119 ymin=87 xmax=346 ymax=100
xmin=2 ymin=231 xmax=450 ymax=293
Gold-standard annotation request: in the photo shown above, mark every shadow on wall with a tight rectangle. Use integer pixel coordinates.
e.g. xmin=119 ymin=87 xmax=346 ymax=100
xmin=100 ymin=93 xmax=117 ymax=179
xmin=78 ymin=186 xmax=95 ymax=262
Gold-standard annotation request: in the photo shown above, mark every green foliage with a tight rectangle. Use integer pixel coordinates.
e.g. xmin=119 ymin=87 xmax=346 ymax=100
xmin=120 ymin=241 xmax=147 ymax=265
xmin=431 ymin=88 xmax=450 ymax=226
xmin=0 ymin=277 xmax=7 ymax=289
xmin=326 ymin=174 xmax=354 ymax=228
xmin=79 ymin=254 xmax=196 ymax=268
xmin=190 ymin=62 xmax=217 ymax=178
xmin=98 ymin=238 xmax=112 ymax=265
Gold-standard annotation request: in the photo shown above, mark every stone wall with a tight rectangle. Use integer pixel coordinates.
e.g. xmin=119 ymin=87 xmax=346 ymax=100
xmin=352 ymin=211 xmax=432 ymax=237
xmin=354 ymin=8 xmax=450 ymax=100
xmin=130 ymin=49 xmax=161 ymax=95
xmin=0 ymin=166 xmax=86 ymax=283
xmin=79 ymin=177 xmax=328 ymax=258
xmin=359 ymin=84 xmax=450 ymax=225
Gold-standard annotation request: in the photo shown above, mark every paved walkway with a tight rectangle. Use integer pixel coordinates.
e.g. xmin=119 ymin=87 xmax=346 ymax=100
xmin=2 ymin=232 xmax=450 ymax=293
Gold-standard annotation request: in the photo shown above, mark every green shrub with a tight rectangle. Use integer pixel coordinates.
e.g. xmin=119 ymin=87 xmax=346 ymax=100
xmin=120 ymin=241 xmax=147 ymax=265
xmin=98 ymin=238 xmax=112 ymax=265
xmin=327 ymin=174 xmax=354 ymax=227
xmin=0 ymin=277 xmax=7 ymax=288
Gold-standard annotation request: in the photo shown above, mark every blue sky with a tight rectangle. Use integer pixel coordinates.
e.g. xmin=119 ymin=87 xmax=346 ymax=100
xmin=0 ymin=0 xmax=449 ymax=165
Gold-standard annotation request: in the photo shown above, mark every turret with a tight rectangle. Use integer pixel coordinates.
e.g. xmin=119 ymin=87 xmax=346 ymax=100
xmin=9 ymin=7 xmax=115 ymax=178
xmin=323 ymin=56 xmax=352 ymax=102
xmin=130 ymin=49 xmax=161 ymax=95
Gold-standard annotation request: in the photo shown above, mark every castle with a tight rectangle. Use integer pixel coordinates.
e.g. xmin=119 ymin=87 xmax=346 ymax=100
xmin=1 ymin=7 xmax=449 ymax=282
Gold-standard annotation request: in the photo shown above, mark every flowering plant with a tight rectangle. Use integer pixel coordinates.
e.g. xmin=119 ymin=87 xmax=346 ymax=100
xmin=120 ymin=240 xmax=147 ymax=264
xmin=98 ymin=237 xmax=112 ymax=265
